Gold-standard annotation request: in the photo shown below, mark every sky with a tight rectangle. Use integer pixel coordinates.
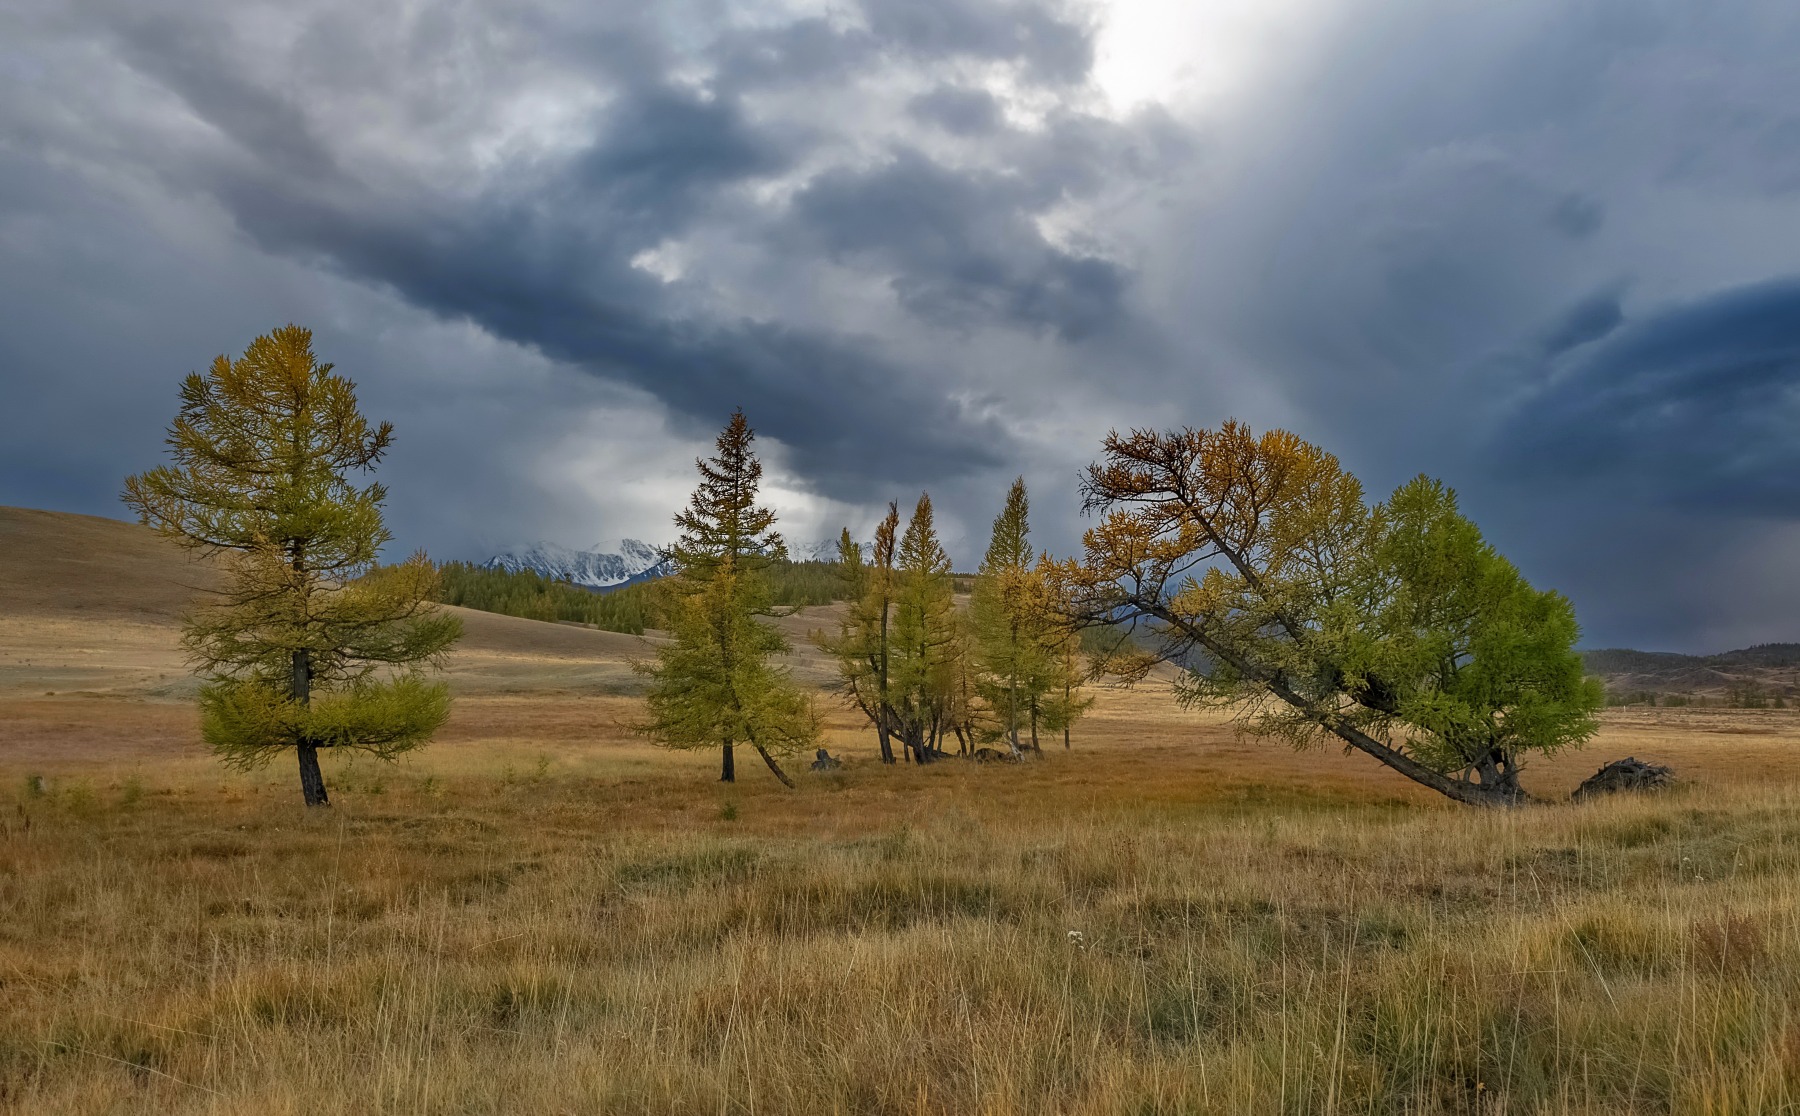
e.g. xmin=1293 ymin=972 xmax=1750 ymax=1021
xmin=3 ymin=0 xmax=1798 ymax=653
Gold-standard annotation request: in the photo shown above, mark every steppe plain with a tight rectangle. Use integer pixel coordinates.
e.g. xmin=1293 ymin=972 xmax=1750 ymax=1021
xmin=5 ymin=506 xmax=1800 ymax=1113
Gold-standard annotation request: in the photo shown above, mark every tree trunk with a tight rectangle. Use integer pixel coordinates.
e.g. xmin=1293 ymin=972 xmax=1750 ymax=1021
xmin=1254 ymin=673 xmax=1528 ymax=806
xmin=297 ymin=744 xmax=330 ymax=808
xmin=292 ymin=648 xmax=329 ymax=807
xmin=878 ymin=593 xmax=895 ymax=764
xmin=1029 ymin=702 xmax=1040 ymax=753
xmin=1064 ymin=680 xmax=1072 ymax=749
xmin=721 ymin=741 xmax=736 ymax=782
xmin=1470 ymin=747 xmax=1523 ymax=799
xmin=753 ymin=744 xmax=795 ymax=788
xmin=1009 ymin=670 xmax=1020 ymax=753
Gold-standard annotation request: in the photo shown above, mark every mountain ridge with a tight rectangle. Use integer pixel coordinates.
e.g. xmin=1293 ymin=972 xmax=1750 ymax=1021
xmin=483 ymin=539 xmax=670 ymax=590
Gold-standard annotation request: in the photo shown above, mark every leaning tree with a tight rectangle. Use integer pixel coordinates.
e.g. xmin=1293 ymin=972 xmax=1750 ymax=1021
xmin=1063 ymin=421 xmax=1601 ymax=806
xmin=123 ymin=325 xmax=461 ymax=807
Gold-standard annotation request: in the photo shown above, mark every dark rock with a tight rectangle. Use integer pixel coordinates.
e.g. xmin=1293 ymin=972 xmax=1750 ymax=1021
xmin=1571 ymin=756 xmax=1675 ymax=802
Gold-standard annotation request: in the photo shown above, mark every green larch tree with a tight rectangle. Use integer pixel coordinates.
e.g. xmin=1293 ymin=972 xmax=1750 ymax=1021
xmin=1035 ymin=552 xmax=1095 ymax=749
xmin=121 ymin=325 xmax=461 ymax=807
xmin=638 ymin=410 xmax=817 ymax=786
xmin=820 ymin=506 xmax=901 ymax=763
xmin=889 ymin=493 xmax=957 ymax=762
xmin=969 ymin=478 xmax=1054 ymax=753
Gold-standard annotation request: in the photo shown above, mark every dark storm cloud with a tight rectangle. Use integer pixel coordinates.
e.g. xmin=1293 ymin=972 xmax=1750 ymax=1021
xmin=27 ymin=0 xmax=1136 ymax=494
xmin=1503 ymin=278 xmax=1800 ymax=513
xmin=792 ymin=149 xmax=1129 ymax=340
xmin=1538 ymin=291 xmax=1625 ymax=358
xmin=569 ymin=91 xmax=793 ymax=235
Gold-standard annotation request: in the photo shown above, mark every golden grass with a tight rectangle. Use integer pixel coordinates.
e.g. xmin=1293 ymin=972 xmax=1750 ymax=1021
xmin=8 ymin=507 xmax=1800 ymax=1111
xmin=6 ymin=693 xmax=1800 ymax=1114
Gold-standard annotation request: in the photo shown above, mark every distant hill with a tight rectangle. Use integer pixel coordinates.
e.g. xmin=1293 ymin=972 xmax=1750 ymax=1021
xmin=0 ymin=506 xmax=670 ymax=699
xmin=1582 ymin=644 xmax=1800 ymax=705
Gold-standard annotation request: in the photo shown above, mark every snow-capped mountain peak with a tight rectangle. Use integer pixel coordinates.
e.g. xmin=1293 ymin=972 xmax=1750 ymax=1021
xmin=484 ymin=535 xmax=854 ymax=590
xmin=484 ymin=539 xmax=670 ymax=590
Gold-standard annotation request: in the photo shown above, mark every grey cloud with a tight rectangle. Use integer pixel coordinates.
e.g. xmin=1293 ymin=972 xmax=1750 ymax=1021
xmin=1539 ymin=291 xmax=1624 ymax=357
xmin=907 ymin=86 xmax=1004 ymax=135
xmin=101 ymin=11 xmax=342 ymax=181
xmin=1549 ymin=193 xmax=1604 ymax=239
xmin=712 ymin=18 xmax=872 ymax=90
xmin=861 ymin=0 xmax=1093 ymax=80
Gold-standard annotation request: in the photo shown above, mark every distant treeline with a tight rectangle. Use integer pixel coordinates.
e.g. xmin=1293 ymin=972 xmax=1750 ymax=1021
xmin=433 ymin=559 xmax=852 ymax=634
xmin=1582 ymin=643 xmax=1800 ymax=675
xmin=1605 ymin=688 xmax=1789 ymax=709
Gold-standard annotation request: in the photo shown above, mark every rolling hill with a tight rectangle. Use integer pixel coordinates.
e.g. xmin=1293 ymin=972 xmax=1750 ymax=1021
xmin=0 ymin=506 xmax=675 ymax=700
xmin=1581 ymin=644 xmax=1800 ymax=702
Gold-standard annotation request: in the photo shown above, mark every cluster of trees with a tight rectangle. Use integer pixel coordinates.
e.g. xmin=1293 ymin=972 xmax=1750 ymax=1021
xmin=125 ymin=326 xmax=1605 ymax=809
xmin=635 ymin=414 xmax=1096 ymax=780
xmin=820 ymin=480 xmax=1091 ymax=764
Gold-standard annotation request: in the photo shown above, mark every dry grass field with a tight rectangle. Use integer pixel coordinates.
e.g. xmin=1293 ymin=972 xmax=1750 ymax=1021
xmin=5 ymin=507 xmax=1800 ymax=1113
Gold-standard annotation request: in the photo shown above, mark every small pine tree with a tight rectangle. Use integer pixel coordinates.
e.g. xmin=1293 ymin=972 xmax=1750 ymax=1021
xmin=638 ymin=411 xmax=817 ymax=785
xmin=122 ymin=325 xmax=460 ymax=807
